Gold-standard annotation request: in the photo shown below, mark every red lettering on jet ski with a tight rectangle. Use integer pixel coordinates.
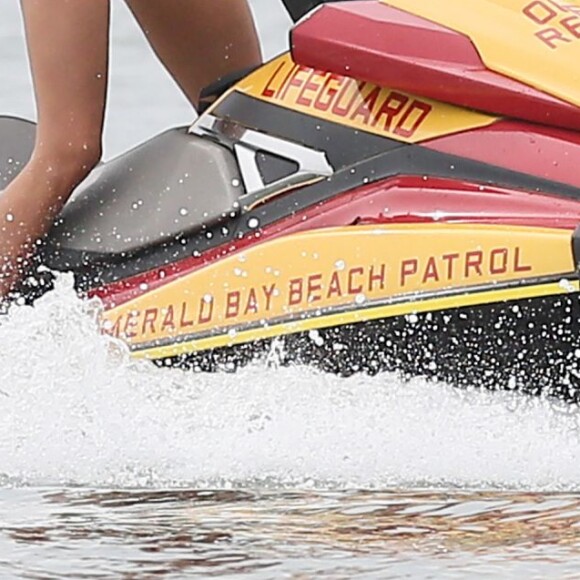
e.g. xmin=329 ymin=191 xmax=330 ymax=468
xmin=524 ymin=1 xmax=558 ymax=23
xmin=108 ymin=316 xmax=122 ymax=338
xmin=261 ymin=61 xmax=286 ymax=98
xmin=327 ymin=271 xmax=343 ymax=298
xmin=423 ymin=257 xmax=440 ymax=283
xmin=161 ymin=306 xmax=176 ymax=332
xmin=307 ymin=274 xmax=323 ymax=303
xmin=562 ymin=14 xmax=580 ymax=36
xmin=244 ymin=288 xmax=259 ymax=315
xmin=400 ymin=259 xmax=419 ymax=287
xmin=198 ymin=298 xmax=214 ymax=324
xmin=395 ymin=101 xmax=433 ymax=139
xmin=179 ymin=302 xmax=195 ymax=328
xmin=314 ymin=74 xmax=343 ymax=112
xmin=348 ymin=267 xmax=364 ymax=294
xmin=441 ymin=253 xmax=460 ymax=279
xmin=143 ymin=308 xmax=159 ymax=334
xmin=259 ymin=62 xmax=432 ymax=139
xmin=523 ymin=1 xmax=580 ymax=47
xmin=124 ymin=311 xmax=139 ymax=338
xmin=331 ymin=81 xmax=361 ymax=117
xmin=372 ymin=92 xmax=408 ymax=132
xmin=514 ymin=247 xmax=533 ymax=272
xmin=289 ymin=278 xmax=303 ymax=306
xmin=536 ymin=26 xmax=572 ymax=47
xmin=400 ymin=247 xmax=532 ymax=288
xmin=465 ymin=251 xmax=484 ymax=277
xmin=226 ymin=291 xmax=241 ymax=319
xmin=263 ymin=284 xmax=276 ymax=311
xmin=288 ymin=266 xmax=387 ymax=307
xmin=280 ymin=64 xmax=309 ymax=100
xmin=224 ymin=285 xmax=278 ymax=318
xmin=490 ymin=248 xmax=509 ymax=274
xmin=296 ymin=70 xmax=326 ymax=107
xmin=350 ymin=86 xmax=381 ymax=124
xmin=369 ymin=265 xmax=386 ymax=292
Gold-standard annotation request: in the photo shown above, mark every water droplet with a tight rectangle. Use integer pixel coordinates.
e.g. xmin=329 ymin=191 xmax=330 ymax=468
xmin=335 ymin=260 xmax=346 ymax=271
xmin=355 ymin=293 xmax=366 ymax=305
xmin=559 ymin=278 xmax=575 ymax=293
xmin=5 ymin=213 xmax=14 ymax=223
xmin=179 ymin=207 xmax=189 ymax=216
xmin=248 ymin=217 xmax=260 ymax=229
xmin=308 ymin=330 xmax=325 ymax=347
xmin=232 ymin=178 xmax=241 ymax=188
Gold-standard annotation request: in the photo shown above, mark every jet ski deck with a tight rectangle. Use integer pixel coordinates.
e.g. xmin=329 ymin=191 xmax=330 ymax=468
xmin=5 ymin=0 xmax=580 ymax=401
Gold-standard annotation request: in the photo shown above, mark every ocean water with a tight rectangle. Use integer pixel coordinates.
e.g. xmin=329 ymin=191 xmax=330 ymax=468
xmin=2 ymin=3 xmax=580 ymax=578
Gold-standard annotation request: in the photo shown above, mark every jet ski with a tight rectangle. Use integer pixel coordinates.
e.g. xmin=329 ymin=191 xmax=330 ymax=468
xmin=4 ymin=0 xmax=580 ymax=401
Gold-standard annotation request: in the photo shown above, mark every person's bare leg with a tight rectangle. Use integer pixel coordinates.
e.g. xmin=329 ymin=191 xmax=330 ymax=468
xmin=125 ymin=0 xmax=261 ymax=108
xmin=0 ymin=0 xmax=109 ymax=297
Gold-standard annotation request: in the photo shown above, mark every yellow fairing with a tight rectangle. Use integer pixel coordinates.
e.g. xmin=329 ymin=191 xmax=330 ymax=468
xmin=235 ymin=54 xmax=497 ymax=143
xmin=101 ymin=224 xmax=576 ymax=359
xmin=384 ymin=0 xmax=580 ymax=108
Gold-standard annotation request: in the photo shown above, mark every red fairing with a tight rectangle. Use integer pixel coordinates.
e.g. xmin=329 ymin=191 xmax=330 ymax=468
xmin=92 ymin=176 xmax=580 ymax=309
xmin=425 ymin=120 xmax=580 ymax=189
xmin=291 ymin=1 xmax=580 ymax=130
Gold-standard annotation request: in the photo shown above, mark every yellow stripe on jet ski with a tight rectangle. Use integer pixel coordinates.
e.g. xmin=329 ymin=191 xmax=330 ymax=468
xmin=100 ymin=223 xmax=576 ymax=357
xmin=384 ymin=0 xmax=580 ymax=109
xmin=234 ymin=53 xmax=497 ymax=143
xmin=132 ymin=279 xmax=579 ymax=360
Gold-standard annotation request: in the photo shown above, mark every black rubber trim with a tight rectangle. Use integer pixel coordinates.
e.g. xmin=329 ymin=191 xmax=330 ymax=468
xmin=213 ymin=91 xmax=405 ymax=169
xmin=281 ymin=0 xmax=327 ymax=21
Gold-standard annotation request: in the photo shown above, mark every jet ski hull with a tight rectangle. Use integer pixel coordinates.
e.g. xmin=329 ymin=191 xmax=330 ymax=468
xmin=4 ymin=0 xmax=580 ymax=401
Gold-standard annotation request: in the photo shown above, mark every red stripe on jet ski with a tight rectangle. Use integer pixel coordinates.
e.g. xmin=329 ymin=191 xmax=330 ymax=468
xmin=424 ymin=120 xmax=580 ymax=189
xmin=291 ymin=2 xmax=580 ymax=130
xmin=91 ymin=175 xmax=580 ymax=309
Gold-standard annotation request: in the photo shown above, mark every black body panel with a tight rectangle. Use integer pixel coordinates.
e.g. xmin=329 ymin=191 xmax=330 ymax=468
xmin=282 ymin=0 xmax=327 ymax=21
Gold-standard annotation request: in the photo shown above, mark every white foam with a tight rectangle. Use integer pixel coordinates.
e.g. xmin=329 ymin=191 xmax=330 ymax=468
xmin=1 ymin=274 xmax=580 ymax=490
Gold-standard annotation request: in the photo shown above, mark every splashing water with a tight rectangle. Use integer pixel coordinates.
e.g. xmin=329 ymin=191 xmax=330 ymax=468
xmin=0 ymin=275 xmax=580 ymax=491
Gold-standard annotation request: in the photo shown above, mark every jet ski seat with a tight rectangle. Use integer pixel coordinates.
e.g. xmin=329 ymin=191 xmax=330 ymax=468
xmin=49 ymin=127 xmax=243 ymax=257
